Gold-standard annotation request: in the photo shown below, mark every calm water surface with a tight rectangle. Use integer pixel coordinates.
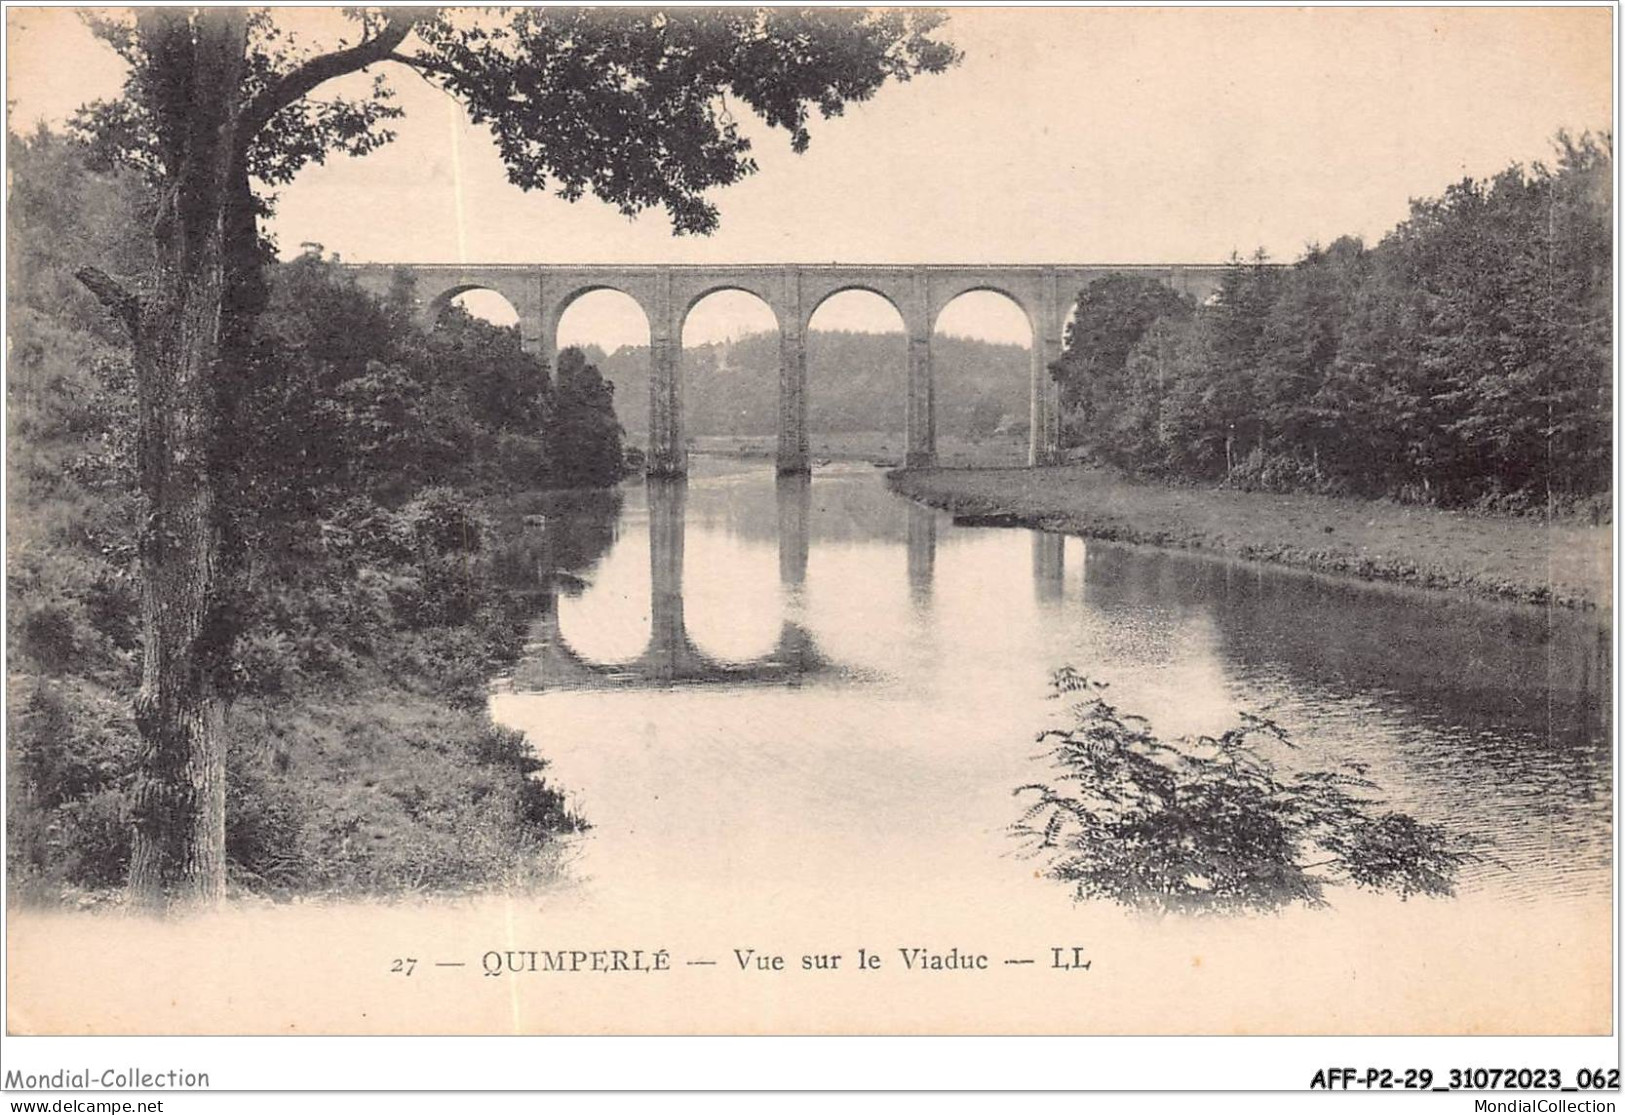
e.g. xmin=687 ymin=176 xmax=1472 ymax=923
xmin=494 ymin=459 xmax=1612 ymax=912
xmin=12 ymin=459 xmax=1609 ymax=1034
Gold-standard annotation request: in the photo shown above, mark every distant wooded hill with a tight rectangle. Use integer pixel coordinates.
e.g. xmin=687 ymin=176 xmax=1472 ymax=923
xmin=582 ymin=330 xmax=1031 ymax=438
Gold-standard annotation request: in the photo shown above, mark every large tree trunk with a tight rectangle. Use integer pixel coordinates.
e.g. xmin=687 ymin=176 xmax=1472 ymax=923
xmin=122 ymin=10 xmax=250 ymax=909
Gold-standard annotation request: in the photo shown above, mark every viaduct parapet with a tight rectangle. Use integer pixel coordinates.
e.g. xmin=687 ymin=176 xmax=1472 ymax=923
xmin=342 ymin=262 xmax=1231 ymax=473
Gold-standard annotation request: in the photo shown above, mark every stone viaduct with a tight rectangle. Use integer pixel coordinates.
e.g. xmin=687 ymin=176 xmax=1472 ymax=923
xmin=343 ymin=262 xmax=1230 ymax=475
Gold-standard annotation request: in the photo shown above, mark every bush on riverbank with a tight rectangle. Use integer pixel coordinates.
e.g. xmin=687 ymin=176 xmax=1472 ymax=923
xmin=1016 ymin=669 xmax=1478 ymax=914
xmin=10 ymin=683 xmax=582 ymax=903
xmin=1050 ymin=132 xmax=1612 ymax=512
xmin=8 ymin=471 xmax=591 ymax=902
xmin=6 ymin=129 xmax=607 ymax=903
xmin=223 ymin=697 xmax=579 ymax=895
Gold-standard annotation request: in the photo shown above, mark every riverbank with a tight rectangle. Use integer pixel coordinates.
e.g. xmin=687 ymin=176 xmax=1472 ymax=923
xmin=8 ymin=491 xmax=594 ymax=908
xmin=888 ymin=466 xmax=1611 ymax=610
xmin=689 ymin=431 xmax=1028 ymax=468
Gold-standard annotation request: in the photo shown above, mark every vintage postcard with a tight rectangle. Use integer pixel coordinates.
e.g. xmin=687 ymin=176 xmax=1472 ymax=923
xmin=2 ymin=3 xmax=1615 ymax=1087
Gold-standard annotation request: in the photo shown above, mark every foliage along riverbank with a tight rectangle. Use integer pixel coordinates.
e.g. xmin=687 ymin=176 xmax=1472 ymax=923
xmin=1050 ymin=132 xmax=1610 ymax=516
xmin=898 ymin=135 xmax=1613 ymax=615
xmin=7 ymin=129 xmax=627 ymax=904
xmin=887 ymin=466 xmax=1609 ymax=610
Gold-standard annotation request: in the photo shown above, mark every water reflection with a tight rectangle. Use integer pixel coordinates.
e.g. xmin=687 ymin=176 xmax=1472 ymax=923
xmin=1032 ymin=532 xmax=1065 ymax=603
xmin=906 ymin=502 xmax=937 ymax=604
xmin=511 ymin=476 xmax=836 ymax=690
xmin=1080 ymin=545 xmax=1610 ymax=742
xmin=1072 ymin=544 xmax=1612 ymax=899
xmin=487 ymin=489 xmax=623 ymax=604
xmin=777 ymin=473 xmax=811 ymax=591
xmin=502 ymin=462 xmax=1610 ymax=904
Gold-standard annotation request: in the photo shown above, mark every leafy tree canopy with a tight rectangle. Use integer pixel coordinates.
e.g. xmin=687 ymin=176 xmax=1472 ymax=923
xmin=61 ymin=4 xmax=959 ymax=907
xmin=72 ymin=6 xmax=960 ymax=234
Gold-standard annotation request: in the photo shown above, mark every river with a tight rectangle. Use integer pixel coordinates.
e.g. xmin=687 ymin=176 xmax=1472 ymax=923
xmin=9 ymin=458 xmax=1611 ymax=1037
xmin=480 ymin=458 xmax=1612 ymax=1032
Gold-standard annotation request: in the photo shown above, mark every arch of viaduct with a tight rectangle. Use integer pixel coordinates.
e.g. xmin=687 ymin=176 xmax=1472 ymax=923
xmin=343 ymin=262 xmax=1230 ymax=474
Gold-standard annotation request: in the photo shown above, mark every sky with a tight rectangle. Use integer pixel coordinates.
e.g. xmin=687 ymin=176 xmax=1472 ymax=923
xmin=5 ymin=5 xmax=1615 ymax=347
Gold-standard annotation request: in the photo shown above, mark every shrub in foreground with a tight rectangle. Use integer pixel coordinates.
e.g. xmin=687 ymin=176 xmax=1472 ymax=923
xmin=1015 ymin=668 xmax=1479 ymax=914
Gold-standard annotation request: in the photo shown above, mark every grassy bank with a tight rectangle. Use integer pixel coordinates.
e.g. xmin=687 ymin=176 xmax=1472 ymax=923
xmin=8 ymin=494 xmax=595 ymax=907
xmin=889 ymin=466 xmax=1610 ymax=610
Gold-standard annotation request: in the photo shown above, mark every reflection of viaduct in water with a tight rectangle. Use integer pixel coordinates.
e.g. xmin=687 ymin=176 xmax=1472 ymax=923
xmin=906 ymin=503 xmax=936 ymax=604
xmin=1032 ymin=533 xmax=1067 ymax=603
xmin=344 ymin=262 xmax=1230 ymax=474
xmin=512 ymin=477 xmax=835 ymax=691
xmin=509 ymin=475 xmax=1078 ymax=691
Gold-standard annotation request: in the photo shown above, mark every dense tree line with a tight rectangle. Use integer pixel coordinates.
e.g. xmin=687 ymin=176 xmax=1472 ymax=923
xmin=7 ymin=129 xmax=630 ymax=899
xmin=1051 ymin=133 xmax=1611 ymax=511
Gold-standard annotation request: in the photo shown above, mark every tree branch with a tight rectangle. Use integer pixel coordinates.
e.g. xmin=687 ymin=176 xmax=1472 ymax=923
xmin=239 ymin=10 xmax=425 ymax=142
xmin=76 ymin=266 xmax=142 ymax=335
xmin=385 ymin=51 xmax=458 ymax=79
